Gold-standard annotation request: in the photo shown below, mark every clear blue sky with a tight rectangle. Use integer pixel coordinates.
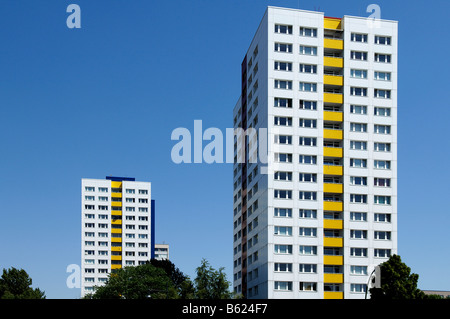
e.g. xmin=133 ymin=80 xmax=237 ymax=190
xmin=0 ymin=0 xmax=449 ymax=299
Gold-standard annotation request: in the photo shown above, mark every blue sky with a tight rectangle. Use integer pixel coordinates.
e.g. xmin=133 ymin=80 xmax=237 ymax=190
xmin=0 ymin=0 xmax=449 ymax=299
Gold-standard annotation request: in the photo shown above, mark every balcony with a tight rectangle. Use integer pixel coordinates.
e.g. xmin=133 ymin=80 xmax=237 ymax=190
xmin=111 ymin=202 xmax=122 ymax=207
xmin=324 ymin=38 xmax=344 ymax=50
xmin=111 ymin=192 xmax=122 ymax=198
xmin=323 ymin=255 xmax=343 ymax=265
xmin=323 ymin=219 xmax=343 ymax=229
xmin=111 ymin=246 xmax=122 ymax=252
xmin=323 ymin=237 xmax=344 ymax=247
xmin=111 ymin=255 xmax=122 ymax=261
xmin=324 ymin=57 xmax=343 ymax=68
xmin=111 ymin=181 xmax=122 ymax=188
xmin=323 ymin=129 xmax=343 ymax=140
xmin=323 ymin=147 xmax=343 ymax=158
xmin=323 ymin=201 xmax=343 ymax=211
xmin=323 ymin=183 xmax=343 ymax=194
xmin=324 ymin=74 xmax=343 ymax=86
xmin=111 ymin=237 xmax=122 ymax=243
xmin=324 ymin=291 xmax=344 ymax=299
xmin=324 ymin=93 xmax=343 ymax=104
xmin=323 ymin=165 xmax=343 ymax=176
xmin=324 ymin=273 xmax=344 ymax=284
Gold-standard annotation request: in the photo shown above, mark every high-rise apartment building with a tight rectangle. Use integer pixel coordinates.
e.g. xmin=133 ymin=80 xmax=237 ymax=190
xmin=232 ymin=6 xmax=397 ymax=299
xmin=81 ymin=176 xmax=155 ymax=297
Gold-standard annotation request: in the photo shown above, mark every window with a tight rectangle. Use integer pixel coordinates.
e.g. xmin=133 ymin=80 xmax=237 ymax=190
xmin=299 ymin=227 xmax=317 ymax=237
xmin=85 ymin=205 xmax=95 ymax=210
xmin=274 ymin=208 xmax=292 ymax=218
xmin=274 ymin=171 xmax=292 ymax=181
xmin=276 ymin=153 xmax=292 ymax=163
xmin=300 ymin=100 xmax=317 ymax=110
xmin=126 ymin=198 xmax=135 ymax=203
xmin=299 ymin=245 xmax=317 ymax=255
xmin=374 ymin=249 xmax=391 ymax=258
xmin=374 ymin=160 xmax=391 ymax=170
xmin=299 ymin=155 xmax=317 ymax=165
xmin=374 ymin=125 xmax=391 ymax=134
xmin=274 ymin=116 xmax=292 ymax=126
xmin=274 ymin=226 xmax=292 ymax=236
xmin=125 ymin=189 xmax=135 ymax=194
xmin=299 ymin=64 xmax=317 ymax=74
xmin=350 ymin=158 xmax=367 ymax=168
xmin=375 ymin=35 xmax=391 ymax=45
xmin=274 ymin=263 xmax=292 ymax=272
xmin=351 ymin=284 xmax=367 ymax=293
xmin=350 ymin=87 xmax=367 ymax=97
xmin=274 ymin=281 xmax=292 ymax=291
xmin=374 ymin=195 xmax=391 ymax=205
xmin=351 ymin=33 xmax=368 ymax=42
xmin=351 ymin=230 xmax=367 ymax=239
xmin=138 ymin=189 xmax=148 ymax=195
xmin=350 ymin=248 xmax=368 ymax=257
xmin=350 ymin=123 xmax=367 ymax=132
xmin=85 ymin=196 xmax=95 ymax=201
xmin=350 ymin=141 xmax=367 ymax=150
xmin=351 ymin=266 xmax=368 ymax=275
xmin=299 ymin=82 xmax=317 ymax=92
xmin=375 ymin=213 xmax=391 ymax=223
xmin=98 ymin=196 xmax=108 ymax=202
xmin=350 ymin=176 xmax=367 ymax=186
xmin=350 ymin=194 xmax=367 ymax=204
xmin=374 ymin=53 xmax=391 ymax=63
xmin=274 ymin=24 xmax=292 ymax=34
xmin=350 ymin=212 xmax=367 ymax=221
xmin=374 ymin=142 xmax=391 ymax=152
xmin=299 ymin=27 xmax=317 ymax=37
xmin=374 ymin=89 xmax=391 ymax=99
xmin=275 ymin=80 xmax=292 ymax=90
xmin=299 ymin=191 xmax=317 ymax=201
xmin=299 ymin=264 xmax=317 ymax=273
xmin=350 ymin=51 xmax=367 ymax=61
xmin=299 ymin=45 xmax=317 ymax=56
xmin=274 ymin=97 xmax=293 ymax=108
xmin=275 ymin=135 xmax=292 ymax=145
xmin=274 ymin=42 xmax=293 ymax=53
xmin=274 ymin=189 xmax=292 ymax=199
xmin=350 ymin=105 xmax=367 ymax=114
xmin=98 ymin=205 xmax=108 ymax=211
xmin=274 ymin=61 xmax=292 ymax=71
xmin=85 ymin=186 xmax=95 ymax=192
xmin=299 ymin=118 xmax=317 ymax=128
xmin=350 ymin=69 xmax=368 ymax=79
xmin=375 ymin=231 xmax=391 ymax=240
xmin=299 ymin=209 xmax=317 ymax=219
xmin=98 ymin=187 xmax=108 ymax=193
xmin=125 ymin=207 xmax=135 ymax=212
xmin=374 ymin=71 xmax=391 ymax=81
xmin=299 ymin=173 xmax=317 ymax=183
xmin=374 ymin=107 xmax=391 ymax=117
xmin=299 ymin=137 xmax=317 ymax=146
xmin=274 ymin=244 xmax=292 ymax=254
xmin=300 ymin=282 xmax=317 ymax=292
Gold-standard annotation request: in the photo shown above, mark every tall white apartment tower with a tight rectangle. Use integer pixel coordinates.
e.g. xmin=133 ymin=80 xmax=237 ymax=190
xmin=232 ymin=6 xmax=397 ymax=299
xmin=81 ymin=176 xmax=155 ymax=297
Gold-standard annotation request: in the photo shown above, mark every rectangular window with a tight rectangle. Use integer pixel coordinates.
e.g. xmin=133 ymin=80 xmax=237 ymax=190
xmin=374 ymin=195 xmax=391 ymax=205
xmin=274 ymin=226 xmax=292 ymax=236
xmin=85 ymin=196 xmax=95 ymax=201
xmin=299 ymin=137 xmax=317 ymax=146
xmin=351 ymin=284 xmax=367 ymax=293
xmin=374 ymin=142 xmax=391 ymax=152
xmin=299 ymin=209 xmax=317 ymax=219
xmin=299 ymin=27 xmax=317 ymax=37
xmin=274 ymin=189 xmax=292 ymax=199
xmin=374 ymin=53 xmax=391 ymax=63
xmin=350 ymin=141 xmax=367 ymax=150
xmin=138 ymin=189 xmax=148 ymax=195
xmin=300 ymin=100 xmax=317 ymax=110
xmin=374 ymin=89 xmax=391 ymax=99
xmin=274 ymin=116 xmax=292 ymax=126
xmin=351 ymin=33 xmax=368 ymax=42
xmin=300 ymin=282 xmax=317 ymax=292
xmin=274 ymin=97 xmax=293 ymax=108
xmin=276 ymin=153 xmax=292 ymax=163
xmin=274 ymin=171 xmax=292 ymax=181
xmin=374 ymin=107 xmax=391 ymax=117
xmin=85 ymin=205 xmax=95 ymax=210
xmin=299 ymin=118 xmax=317 ymax=128
xmin=299 ymin=45 xmax=317 ymax=56
xmin=374 ymin=249 xmax=391 ymax=258
xmin=274 ymin=208 xmax=292 ymax=218
xmin=299 ymin=191 xmax=317 ymax=201
xmin=350 ymin=123 xmax=367 ymax=132
xmin=351 ymin=230 xmax=367 ymax=239
xmin=375 ymin=231 xmax=391 ymax=240
xmin=350 ymin=87 xmax=367 ymax=97
xmin=350 ymin=176 xmax=367 ymax=186
xmin=274 ymin=135 xmax=292 ymax=145
xmin=374 ymin=160 xmax=391 ymax=170
xmin=350 ymin=248 xmax=368 ymax=257
xmin=350 ymin=212 xmax=367 ymax=221
xmin=350 ymin=51 xmax=367 ymax=61
xmin=299 ymin=173 xmax=317 ymax=183
xmin=275 ymin=79 xmax=292 ymax=90
xmin=351 ymin=266 xmax=368 ymax=275
xmin=299 ymin=82 xmax=317 ymax=92
xmin=350 ymin=105 xmax=367 ymax=114
xmin=350 ymin=158 xmax=367 ymax=168
xmin=274 ymin=281 xmax=293 ymax=291
xmin=274 ymin=263 xmax=293 ymax=272
xmin=98 ymin=187 xmax=108 ymax=193
xmin=274 ymin=42 xmax=293 ymax=53
xmin=299 ymin=245 xmax=317 ymax=255
xmin=374 ymin=71 xmax=391 ymax=81
xmin=375 ymin=35 xmax=391 ymax=45
xmin=374 ymin=125 xmax=391 ymax=134
xmin=274 ymin=244 xmax=292 ymax=254
xmin=85 ymin=187 xmax=95 ymax=192
xmin=350 ymin=69 xmax=368 ymax=79
xmin=125 ymin=189 xmax=135 ymax=194
xmin=299 ymin=64 xmax=317 ymax=74
xmin=274 ymin=61 xmax=292 ymax=71
xmin=299 ymin=155 xmax=317 ymax=165
xmin=374 ymin=213 xmax=391 ymax=223
xmin=350 ymin=194 xmax=367 ymax=204
xmin=299 ymin=227 xmax=317 ymax=237
xmin=299 ymin=264 xmax=317 ymax=273
xmin=275 ymin=24 xmax=292 ymax=34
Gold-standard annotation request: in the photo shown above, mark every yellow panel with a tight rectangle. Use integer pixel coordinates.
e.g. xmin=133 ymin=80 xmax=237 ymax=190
xmin=324 ymin=38 xmax=344 ymax=50
xmin=111 ymin=264 xmax=122 ymax=270
xmin=111 ymin=202 xmax=122 ymax=207
xmin=111 ymin=246 xmax=122 ymax=252
xmin=323 ymin=255 xmax=343 ymax=265
xmin=111 ymin=219 xmax=122 ymax=225
xmin=111 ymin=181 xmax=122 ymax=188
xmin=111 ymin=192 xmax=122 ymax=198
xmin=323 ymin=219 xmax=343 ymax=229
xmin=323 ymin=183 xmax=343 ymax=194
xmin=324 ymin=274 xmax=344 ymax=283
xmin=111 ymin=255 xmax=122 ymax=261
xmin=324 ymin=18 xmax=342 ymax=30
xmin=323 ymin=129 xmax=343 ymax=140
xmin=323 ymin=111 xmax=343 ymax=122
xmin=324 ymin=292 xmax=344 ymax=299
xmin=323 ymin=147 xmax=343 ymax=158
xmin=323 ymin=165 xmax=343 ymax=176
xmin=111 ymin=211 xmax=122 ymax=216
xmin=323 ymin=237 xmax=344 ymax=247
xmin=111 ymin=228 xmax=122 ymax=234
xmin=111 ymin=237 xmax=122 ymax=243
xmin=324 ymin=201 xmax=343 ymax=211
xmin=324 ymin=75 xmax=343 ymax=86
xmin=324 ymin=93 xmax=343 ymax=104
xmin=324 ymin=57 xmax=343 ymax=68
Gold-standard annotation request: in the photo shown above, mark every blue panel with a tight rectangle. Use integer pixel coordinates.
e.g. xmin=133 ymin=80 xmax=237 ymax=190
xmin=105 ymin=176 xmax=136 ymax=182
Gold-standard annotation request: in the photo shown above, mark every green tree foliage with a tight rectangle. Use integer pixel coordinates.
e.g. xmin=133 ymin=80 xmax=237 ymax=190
xmin=194 ymin=258 xmax=232 ymax=299
xmin=370 ymin=254 xmax=425 ymax=299
xmin=0 ymin=267 xmax=46 ymax=299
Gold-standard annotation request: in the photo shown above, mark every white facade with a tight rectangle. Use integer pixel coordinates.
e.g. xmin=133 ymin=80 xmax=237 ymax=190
xmin=233 ymin=7 xmax=397 ymax=299
xmin=81 ymin=177 xmax=154 ymax=297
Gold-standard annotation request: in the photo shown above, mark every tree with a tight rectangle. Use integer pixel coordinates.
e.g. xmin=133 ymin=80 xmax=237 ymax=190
xmin=85 ymin=263 xmax=177 ymax=299
xmin=0 ymin=267 xmax=46 ymax=299
xmin=370 ymin=254 xmax=425 ymax=299
xmin=194 ymin=258 xmax=232 ymax=299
